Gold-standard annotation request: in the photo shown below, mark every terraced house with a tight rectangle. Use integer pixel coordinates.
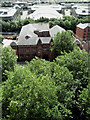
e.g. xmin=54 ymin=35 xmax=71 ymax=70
xmin=11 ymin=23 xmax=65 ymax=61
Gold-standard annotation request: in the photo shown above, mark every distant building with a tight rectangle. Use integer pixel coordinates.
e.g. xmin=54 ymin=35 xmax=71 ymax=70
xmin=28 ymin=6 xmax=63 ymax=20
xmin=0 ymin=7 xmax=19 ymax=21
xmin=71 ymin=4 xmax=90 ymax=18
xmin=13 ymin=1 xmax=28 ymax=9
xmin=29 ymin=4 xmax=63 ymax=13
xmin=10 ymin=23 xmax=65 ymax=61
xmin=76 ymin=23 xmax=90 ymax=41
xmin=75 ymin=23 xmax=90 ymax=52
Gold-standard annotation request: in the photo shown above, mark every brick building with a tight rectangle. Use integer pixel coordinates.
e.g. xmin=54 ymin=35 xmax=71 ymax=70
xmin=76 ymin=23 xmax=90 ymax=41
xmin=11 ymin=23 xmax=65 ymax=61
xmin=75 ymin=23 xmax=90 ymax=52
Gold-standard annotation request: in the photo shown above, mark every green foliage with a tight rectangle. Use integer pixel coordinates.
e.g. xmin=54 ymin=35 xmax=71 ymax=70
xmin=1 ymin=2 xmax=13 ymax=7
xmin=12 ymin=34 xmax=17 ymax=40
xmin=56 ymin=47 xmax=88 ymax=84
xmin=0 ymin=16 xmax=89 ymax=33
xmin=0 ymin=35 xmax=4 ymax=43
xmin=51 ymin=31 xmax=75 ymax=57
xmin=2 ymin=59 xmax=73 ymax=120
xmin=78 ymin=84 xmax=90 ymax=120
xmin=35 ymin=17 xmax=49 ymax=23
xmin=1 ymin=44 xmax=89 ymax=119
xmin=2 ymin=46 xmax=17 ymax=73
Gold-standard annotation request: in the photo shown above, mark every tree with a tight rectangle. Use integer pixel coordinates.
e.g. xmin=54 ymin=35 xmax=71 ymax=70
xmin=56 ymin=47 xmax=88 ymax=85
xmin=51 ymin=31 xmax=75 ymax=58
xmin=78 ymin=84 xmax=90 ymax=120
xmin=2 ymin=50 xmax=89 ymax=119
xmin=56 ymin=47 xmax=89 ymax=119
xmin=0 ymin=35 xmax=4 ymax=43
xmin=2 ymin=59 xmax=73 ymax=120
xmin=2 ymin=46 xmax=17 ymax=74
xmin=12 ymin=34 xmax=17 ymax=40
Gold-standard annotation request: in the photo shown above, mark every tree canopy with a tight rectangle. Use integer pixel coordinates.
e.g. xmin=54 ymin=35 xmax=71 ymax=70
xmin=51 ymin=30 xmax=75 ymax=58
xmin=0 ymin=16 xmax=89 ymax=33
xmin=2 ymin=46 xmax=17 ymax=81
xmin=2 ymin=47 xmax=89 ymax=120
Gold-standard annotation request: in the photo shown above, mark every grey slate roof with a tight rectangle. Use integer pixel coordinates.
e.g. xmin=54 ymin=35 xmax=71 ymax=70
xmin=49 ymin=25 xmax=65 ymax=37
xmin=40 ymin=37 xmax=52 ymax=44
xmin=17 ymin=23 xmax=65 ymax=45
xmin=17 ymin=37 xmax=39 ymax=45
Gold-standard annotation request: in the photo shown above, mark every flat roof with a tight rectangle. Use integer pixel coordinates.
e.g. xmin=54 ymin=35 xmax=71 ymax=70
xmin=75 ymin=8 xmax=90 ymax=15
xmin=2 ymin=39 xmax=17 ymax=47
xmin=30 ymin=4 xmax=63 ymax=11
xmin=0 ymin=7 xmax=17 ymax=18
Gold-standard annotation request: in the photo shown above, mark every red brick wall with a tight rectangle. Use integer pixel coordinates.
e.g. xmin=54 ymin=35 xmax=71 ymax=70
xmin=76 ymin=27 xmax=84 ymax=41
xmin=76 ymin=26 xmax=90 ymax=41
xmin=13 ymin=44 xmax=52 ymax=61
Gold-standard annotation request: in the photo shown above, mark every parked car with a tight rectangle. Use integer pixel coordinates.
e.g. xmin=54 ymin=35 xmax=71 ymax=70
xmin=6 ymin=36 xmax=13 ymax=39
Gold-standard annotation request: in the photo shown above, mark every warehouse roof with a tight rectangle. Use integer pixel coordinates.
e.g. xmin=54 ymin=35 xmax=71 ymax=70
xmin=28 ymin=6 xmax=63 ymax=20
xmin=17 ymin=23 xmax=65 ymax=45
xmin=0 ymin=7 xmax=17 ymax=17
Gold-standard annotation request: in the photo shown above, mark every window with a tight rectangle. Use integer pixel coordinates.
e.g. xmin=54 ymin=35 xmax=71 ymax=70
xmin=88 ymin=29 xmax=90 ymax=32
xmin=84 ymin=33 xmax=86 ymax=35
xmin=32 ymin=49 xmax=36 ymax=52
xmin=43 ymin=48 xmax=49 ymax=52
xmin=84 ymin=29 xmax=86 ymax=32
xmin=19 ymin=49 xmax=23 ymax=53
xmin=82 ymin=10 xmax=86 ymax=13
xmin=26 ymin=49 xmax=30 ymax=53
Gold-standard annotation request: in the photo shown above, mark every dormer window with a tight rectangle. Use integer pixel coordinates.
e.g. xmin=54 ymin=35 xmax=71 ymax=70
xmin=37 ymin=39 xmax=42 ymax=44
xmin=25 ymin=35 xmax=30 ymax=39
xmin=82 ymin=10 xmax=86 ymax=13
xmin=3 ymin=12 xmax=7 ymax=14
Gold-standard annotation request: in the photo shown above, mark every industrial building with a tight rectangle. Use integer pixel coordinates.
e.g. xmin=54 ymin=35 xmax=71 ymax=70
xmin=71 ymin=4 xmax=90 ymax=18
xmin=28 ymin=6 xmax=63 ymax=20
xmin=0 ymin=7 xmax=19 ymax=21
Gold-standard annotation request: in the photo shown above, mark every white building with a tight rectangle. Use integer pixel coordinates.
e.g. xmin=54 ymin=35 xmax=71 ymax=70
xmin=28 ymin=6 xmax=63 ymax=20
xmin=29 ymin=4 xmax=63 ymax=13
xmin=71 ymin=3 xmax=90 ymax=18
xmin=0 ymin=7 xmax=19 ymax=21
